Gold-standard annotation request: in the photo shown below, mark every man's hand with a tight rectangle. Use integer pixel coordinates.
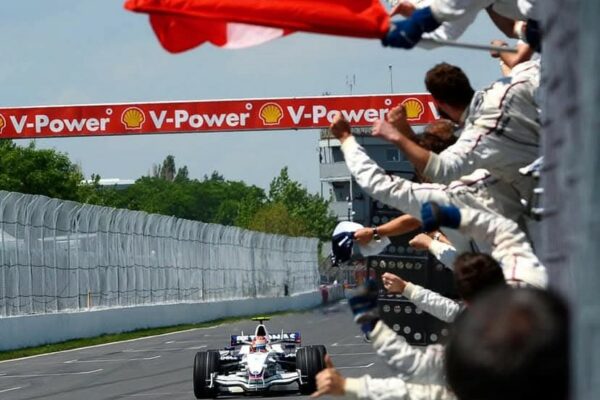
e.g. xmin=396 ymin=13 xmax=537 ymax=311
xmin=311 ymin=356 xmax=345 ymax=397
xmin=372 ymin=119 xmax=404 ymax=144
xmin=490 ymin=39 xmax=508 ymax=58
xmin=353 ymin=227 xmax=374 ymax=245
xmin=382 ymin=272 xmax=407 ymax=294
xmin=387 ymin=105 xmax=413 ymax=138
xmin=409 ymin=233 xmax=433 ymax=250
xmin=390 ymin=1 xmax=416 ymax=17
xmin=330 ymin=113 xmax=352 ymax=143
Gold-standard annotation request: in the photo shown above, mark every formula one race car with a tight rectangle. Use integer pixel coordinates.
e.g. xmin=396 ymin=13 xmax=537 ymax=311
xmin=193 ymin=317 xmax=327 ymax=398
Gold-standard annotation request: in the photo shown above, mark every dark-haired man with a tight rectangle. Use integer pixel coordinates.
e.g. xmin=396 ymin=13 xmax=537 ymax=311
xmin=373 ymin=61 xmax=540 ymax=207
xmin=446 ymin=287 xmax=569 ymax=400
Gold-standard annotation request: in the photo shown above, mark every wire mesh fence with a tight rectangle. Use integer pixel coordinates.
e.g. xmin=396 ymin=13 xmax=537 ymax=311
xmin=0 ymin=191 xmax=319 ymax=317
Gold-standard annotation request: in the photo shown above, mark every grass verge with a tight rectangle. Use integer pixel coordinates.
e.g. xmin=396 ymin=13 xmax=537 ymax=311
xmin=0 ymin=308 xmax=312 ymax=362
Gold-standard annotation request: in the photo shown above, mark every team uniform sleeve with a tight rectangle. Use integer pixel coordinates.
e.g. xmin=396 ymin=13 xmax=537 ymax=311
xmin=368 ymin=321 xmax=446 ymax=384
xmin=419 ymin=5 xmax=479 ymax=48
xmin=341 ymin=136 xmax=454 ymax=220
xmin=430 ymin=0 xmax=492 ymax=22
xmin=459 ymin=208 xmax=548 ymax=288
xmin=427 ymin=239 xmax=458 ymax=269
xmin=344 ymin=376 xmax=453 ymax=400
xmin=403 ymin=282 xmax=462 ymax=323
xmin=341 ymin=136 xmax=426 ymax=219
xmin=340 ymin=136 xmax=477 ymax=256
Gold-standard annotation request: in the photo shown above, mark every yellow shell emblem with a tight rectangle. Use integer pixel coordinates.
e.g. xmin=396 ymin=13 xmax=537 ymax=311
xmin=0 ymin=114 xmax=5 ymax=134
xmin=401 ymin=98 xmax=425 ymax=120
xmin=121 ymin=107 xmax=145 ymax=130
xmin=259 ymin=103 xmax=284 ymax=125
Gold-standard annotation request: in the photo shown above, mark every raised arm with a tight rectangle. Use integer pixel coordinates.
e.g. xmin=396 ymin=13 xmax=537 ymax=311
xmin=354 ymin=214 xmax=421 ymax=246
xmin=382 ymin=272 xmax=461 ymax=322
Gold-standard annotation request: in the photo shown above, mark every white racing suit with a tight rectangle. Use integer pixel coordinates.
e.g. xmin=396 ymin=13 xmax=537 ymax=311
xmin=430 ymin=0 xmax=537 ymax=22
xmin=458 ymin=207 xmax=548 ymax=288
xmin=344 ymin=321 xmax=454 ymax=400
xmin=406 ymin=1 xmax=478 ymax=49
xmin=402 ymin=282 xmax=462 ymax=322
xmin=423 ymin=60 xmax=541 ymax=203
xmin=340 ymin=135 xmax=525 ymax=266
xmin=428 ymin=240 xmax=459 ymax=268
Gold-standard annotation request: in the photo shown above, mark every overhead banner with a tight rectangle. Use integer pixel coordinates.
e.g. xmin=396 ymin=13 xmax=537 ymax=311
xmin=0 ymin=94 xmax=437 ymax=140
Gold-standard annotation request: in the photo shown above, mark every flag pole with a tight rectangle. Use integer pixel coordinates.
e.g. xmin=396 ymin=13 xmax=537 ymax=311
xmin=421 ymin=38 xmax=519 ymax=53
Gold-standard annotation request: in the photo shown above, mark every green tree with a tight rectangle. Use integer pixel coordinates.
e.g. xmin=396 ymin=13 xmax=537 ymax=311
xmin=267 ymin=167 xmax=337 ymax=240
xmin=175 ymin=165 xmax=189 ymax=182
xmin=247 ymin=202 xmax=310 ymax=237
xmin=0 ymin=140 xmax=84 ymax=201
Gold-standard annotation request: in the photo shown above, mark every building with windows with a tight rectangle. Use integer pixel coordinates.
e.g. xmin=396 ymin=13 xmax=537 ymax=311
xmin=318 ymin=129 xmax=415 ymax=226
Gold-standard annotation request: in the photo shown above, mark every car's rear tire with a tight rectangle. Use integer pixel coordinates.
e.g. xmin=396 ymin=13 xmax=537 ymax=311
xmin=297 ymin=345 xmax=327 ymax=395
xmin=193 ymin=350 xmax=221 ymax=399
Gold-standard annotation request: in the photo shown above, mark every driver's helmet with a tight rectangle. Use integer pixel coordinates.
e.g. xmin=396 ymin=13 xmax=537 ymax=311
xmin=251 ymin=336 xmax=268 ymax=352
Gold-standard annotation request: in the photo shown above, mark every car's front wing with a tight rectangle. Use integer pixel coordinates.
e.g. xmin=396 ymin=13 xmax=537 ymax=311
xmin=214 ymin=372 xmax=300 ymax=392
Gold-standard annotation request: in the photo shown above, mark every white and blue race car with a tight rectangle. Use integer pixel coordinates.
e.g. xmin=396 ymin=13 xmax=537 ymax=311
xmin=193 ymin=317 xmax=327 ymax=398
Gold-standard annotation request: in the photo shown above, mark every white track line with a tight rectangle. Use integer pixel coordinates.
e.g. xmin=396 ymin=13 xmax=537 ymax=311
xmin=164 ymin=339 xmax=206 ymax=344
xmin=337 ymin=362 xmax=374 ymax=370
xmin=329 ymin=352 xmax=376 ymax=356
xmin=122 ymin=345 xmax=205 ymax=353
xmin=0 ymin=368 xmax=103 ymax=378
xmin=0 ymin=386 xmax=22 ymax=393
xmin=0 ymin=325 xmax=221 ymax=365
xmin=64 ymin=356 xmax=160 ymax=364
xmin=330 ymin=343 xmax=372 ymax=347
xmin=121 ymin=391 xmax=193 ymax=397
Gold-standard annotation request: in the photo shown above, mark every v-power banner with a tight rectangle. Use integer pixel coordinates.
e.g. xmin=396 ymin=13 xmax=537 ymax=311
xmin=0 ymin=94 xmax=437 ymax=139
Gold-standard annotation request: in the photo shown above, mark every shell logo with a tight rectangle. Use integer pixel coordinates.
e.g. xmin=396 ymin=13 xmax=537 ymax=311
xmin=0 ymin=114 xmax=5 ymax=134
xmin=259 ymin=103 xmax=284 ymax=126
xmin=121 ymin=107 xmax=146 ymax=130
xmin=401 ymin=98 xmax=425 ymax=120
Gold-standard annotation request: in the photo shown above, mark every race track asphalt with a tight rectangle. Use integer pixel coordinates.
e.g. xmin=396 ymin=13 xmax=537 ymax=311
xmin=0 ymin=301 xmax=397 ymax=400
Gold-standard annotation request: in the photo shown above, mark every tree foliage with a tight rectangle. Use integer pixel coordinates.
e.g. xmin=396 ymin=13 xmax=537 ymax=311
xmin=0 ymin=148 xmax=336 ymax=241
xmin=266 ymin=167 xmax=337 ymax=241
xmin=0 ymin=140 xmax=83 ymax=200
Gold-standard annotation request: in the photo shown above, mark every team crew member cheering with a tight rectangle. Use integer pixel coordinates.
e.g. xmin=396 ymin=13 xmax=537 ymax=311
xmin=329 ymin=113 xmax=532 ymax=271
xmin=372 ymin=62 xmax=541 ymax=207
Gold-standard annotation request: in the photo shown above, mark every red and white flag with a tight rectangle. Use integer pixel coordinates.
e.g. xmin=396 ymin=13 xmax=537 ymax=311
xmin=124 ymin=0 xmax=390 ymax=53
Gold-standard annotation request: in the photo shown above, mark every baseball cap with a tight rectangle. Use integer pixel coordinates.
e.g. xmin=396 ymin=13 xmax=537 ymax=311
xmin=330 ymin=221 xmax=390 ymax=266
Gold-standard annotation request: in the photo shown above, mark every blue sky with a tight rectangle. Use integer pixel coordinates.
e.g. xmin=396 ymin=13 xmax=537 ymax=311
xmin=2 ymin=1 xmax=505 ymax=193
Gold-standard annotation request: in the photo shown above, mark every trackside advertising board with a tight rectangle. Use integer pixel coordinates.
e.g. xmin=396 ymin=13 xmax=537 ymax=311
xmin=0 ymin=94 xmax=438 ymax=139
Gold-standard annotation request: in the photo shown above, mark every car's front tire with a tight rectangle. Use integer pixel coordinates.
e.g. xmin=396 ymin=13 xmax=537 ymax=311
xmin=297 ymin=345 xmax=327 ymax=395
xmin=193 ymin=350 xmax=221 ymax=399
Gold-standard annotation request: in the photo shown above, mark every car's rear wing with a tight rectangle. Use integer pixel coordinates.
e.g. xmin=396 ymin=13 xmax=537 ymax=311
xmin=231 ymin=332 xmax=301 ymax=346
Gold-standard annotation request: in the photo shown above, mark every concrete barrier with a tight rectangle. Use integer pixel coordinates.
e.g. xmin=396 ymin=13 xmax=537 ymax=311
xmin=0 ymin=291 xmax=322 ymax=351
xmin=325 ymin=284 xmax=345 ymax=302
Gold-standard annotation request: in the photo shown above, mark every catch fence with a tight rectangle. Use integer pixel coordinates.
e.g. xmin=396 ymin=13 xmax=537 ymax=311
xmin=0 ymin=191 xmax=319 ymax=317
